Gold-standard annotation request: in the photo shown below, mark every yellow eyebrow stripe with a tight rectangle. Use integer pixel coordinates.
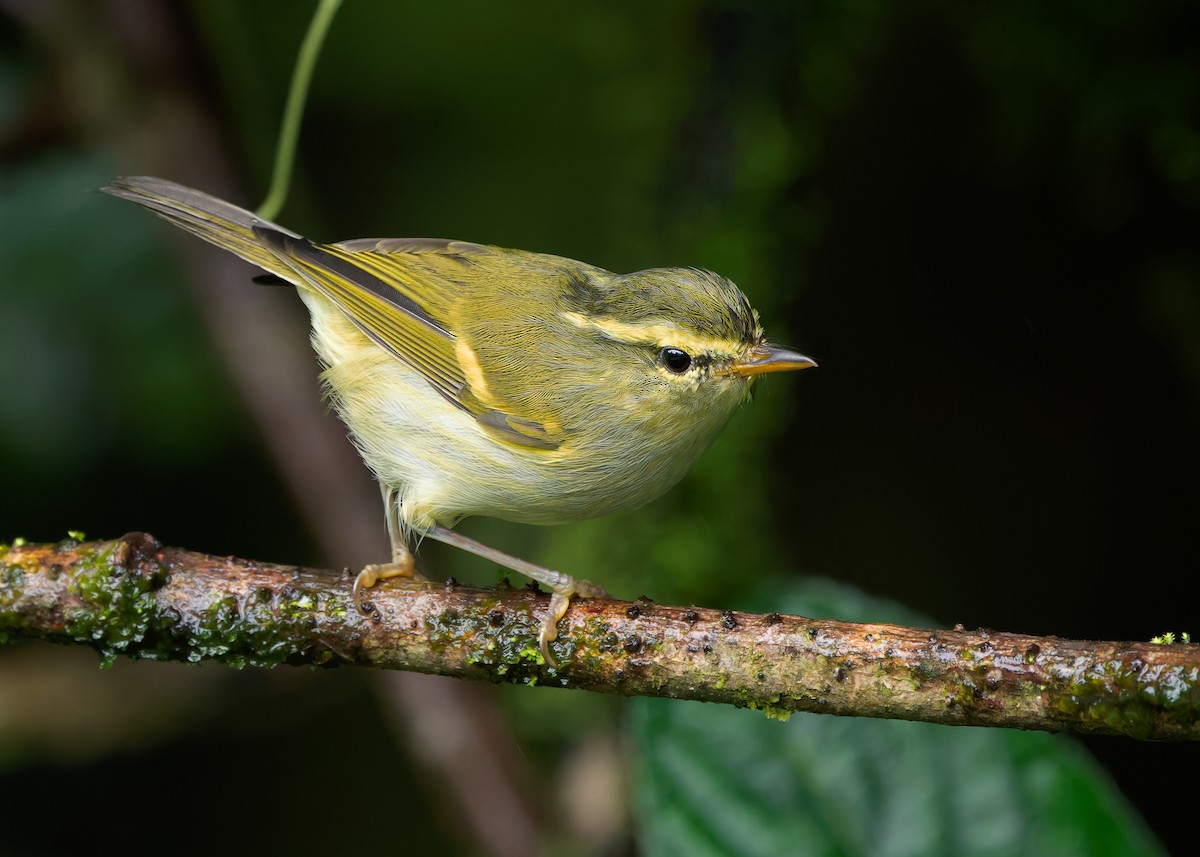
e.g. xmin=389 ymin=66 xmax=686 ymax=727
xmin=560 ymin=311 xmax=743 ymax=356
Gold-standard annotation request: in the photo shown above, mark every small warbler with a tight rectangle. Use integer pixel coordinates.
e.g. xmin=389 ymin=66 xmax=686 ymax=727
xmin=103 ymin=176 xmax=815 ymax=665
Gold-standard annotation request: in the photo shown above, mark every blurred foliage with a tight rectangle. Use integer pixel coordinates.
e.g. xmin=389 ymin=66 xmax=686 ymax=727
xmin=1 ymin=0 xmax=1199 ymax=854
xmin=0 ymin=155 xmax=232 ymax=469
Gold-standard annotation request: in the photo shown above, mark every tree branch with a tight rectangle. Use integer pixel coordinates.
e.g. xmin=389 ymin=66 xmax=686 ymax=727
xmin=3 ymin=533 xmax=1198 ymax=740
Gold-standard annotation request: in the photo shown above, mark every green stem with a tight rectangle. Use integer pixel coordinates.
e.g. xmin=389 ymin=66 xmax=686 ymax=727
xmin=256 ymin=0 xmax=344 ymax=221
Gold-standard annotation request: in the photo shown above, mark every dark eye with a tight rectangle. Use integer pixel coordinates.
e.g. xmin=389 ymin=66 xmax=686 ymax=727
xmin=659 ymin=347 xmax=692 ymax=373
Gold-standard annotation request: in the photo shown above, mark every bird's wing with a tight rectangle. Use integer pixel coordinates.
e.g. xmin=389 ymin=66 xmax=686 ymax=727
xmin=101 ymin=178 xmax=568 ymax=450
xmin=255 ymin=228 xmax=568 ymax=451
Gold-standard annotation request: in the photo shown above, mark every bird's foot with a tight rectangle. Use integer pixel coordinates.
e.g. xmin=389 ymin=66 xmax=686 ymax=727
xmin=540 ymin=576 xmax=608 ymax=668
xmin=423 ymin=524 xmax=609 ymax=668
xmin=353 ymin=548 xmax=424 ymax=613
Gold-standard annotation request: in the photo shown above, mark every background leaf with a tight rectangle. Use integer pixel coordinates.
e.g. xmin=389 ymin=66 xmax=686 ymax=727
xmin=631 ymin=579 xmax=1167 ymax=857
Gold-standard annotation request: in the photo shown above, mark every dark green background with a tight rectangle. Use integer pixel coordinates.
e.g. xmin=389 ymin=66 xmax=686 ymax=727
xmin=1 ymin=1 xmax=1197 ymax=854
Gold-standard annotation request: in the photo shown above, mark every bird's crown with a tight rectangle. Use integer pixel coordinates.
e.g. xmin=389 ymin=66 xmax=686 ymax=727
xmin=561 ymin=267 xmax=764 ymax=360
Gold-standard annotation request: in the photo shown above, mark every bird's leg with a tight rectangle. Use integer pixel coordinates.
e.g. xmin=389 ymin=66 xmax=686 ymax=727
xmin=426 ymin=524 xmax=607 ymax=668
xmin=353 ymin=485 xmax=424 ymax=612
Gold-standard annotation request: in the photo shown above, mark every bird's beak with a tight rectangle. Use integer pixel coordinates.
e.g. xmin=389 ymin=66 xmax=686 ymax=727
xmin=725 ymin=343 xmax=817 ymax=377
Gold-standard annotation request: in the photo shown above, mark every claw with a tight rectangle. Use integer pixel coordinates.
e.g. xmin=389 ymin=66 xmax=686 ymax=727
xmin=353 ymin=551 xmax=418 ymax=614
xmin=538 ymin=580 xmax=609 ymax=668
xmin=351 ymin=567 xmax=376 ymax=613
xmin=540 ymin=591 xmax=572 ymax=668
xmin=422 ymin=524 xmax=610 ymax=667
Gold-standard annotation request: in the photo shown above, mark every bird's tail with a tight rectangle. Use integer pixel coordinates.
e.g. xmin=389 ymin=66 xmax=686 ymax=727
xmin=101 ymin=176 xmax=302 ymax=281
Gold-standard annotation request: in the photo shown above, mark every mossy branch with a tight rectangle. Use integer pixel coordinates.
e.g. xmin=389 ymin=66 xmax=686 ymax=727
xmin=2 ymin=533 xmax=1198 ymax=740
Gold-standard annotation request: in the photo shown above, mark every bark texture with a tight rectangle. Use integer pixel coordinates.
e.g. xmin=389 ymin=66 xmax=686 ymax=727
xmin=3 ymin=533 xmax=1198 ymax=740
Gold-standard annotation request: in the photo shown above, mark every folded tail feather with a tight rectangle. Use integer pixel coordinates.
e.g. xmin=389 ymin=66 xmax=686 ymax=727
xmin=101 ymin=176 xmax=302 ymax=283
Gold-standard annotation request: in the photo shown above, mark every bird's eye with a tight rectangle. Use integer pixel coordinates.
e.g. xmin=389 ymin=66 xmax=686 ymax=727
xmin=659 ymin=347 xmax=693 ymax=373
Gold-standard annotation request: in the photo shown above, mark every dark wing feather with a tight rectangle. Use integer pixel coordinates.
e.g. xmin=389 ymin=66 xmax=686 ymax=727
xmin=253 ymin=226 xmax=469 ymax=407
xmin=255 ymin=228 xmax=565 ymax=450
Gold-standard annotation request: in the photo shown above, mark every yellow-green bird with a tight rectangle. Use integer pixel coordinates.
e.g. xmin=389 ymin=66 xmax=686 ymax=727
xmin=103 ymin=176 xmax=815 ymax=666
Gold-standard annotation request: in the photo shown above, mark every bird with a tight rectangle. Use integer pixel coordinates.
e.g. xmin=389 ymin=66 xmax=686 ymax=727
xmin=102 ymin=176 xmax=815 ymax=666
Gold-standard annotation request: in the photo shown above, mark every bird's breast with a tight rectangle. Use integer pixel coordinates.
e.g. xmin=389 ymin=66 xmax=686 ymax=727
xmin=303 ymin=291 xmax=742 ymax=529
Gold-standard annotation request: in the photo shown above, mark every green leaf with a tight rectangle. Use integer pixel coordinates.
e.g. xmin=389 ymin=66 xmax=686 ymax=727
xmin=630 ymin=578 xmax=1166 ymax=857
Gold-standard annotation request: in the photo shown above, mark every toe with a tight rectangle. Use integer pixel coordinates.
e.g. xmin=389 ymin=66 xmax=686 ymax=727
xmin=539 ymin=591 xmax=573 ymax=667
xmin=352 ymin=569 xmax=377 ymax=614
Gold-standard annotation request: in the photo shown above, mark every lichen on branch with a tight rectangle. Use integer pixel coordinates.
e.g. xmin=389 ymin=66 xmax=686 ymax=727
xmin=2 ymin=533 xmax=1198 ymax=740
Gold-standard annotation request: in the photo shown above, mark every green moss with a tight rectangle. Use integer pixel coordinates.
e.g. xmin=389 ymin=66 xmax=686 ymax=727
xmin=278 ymin=587 xmax=320 ymax=622
xmin=949 ymin=676 xmax=982 ymax=712
xmin=913 ymin=658 xmax=942 ymax=684
xmin=741 ymin=686 xmax=776 ymax=710
xmin=0 ymin=562 xmax=29 ymax=645
xmin=736 ymin=683 xmax=794 ymax=721
xmin=56 ymin=542 xmax=325 ymax=669
xmin=752 ymin=701 xmax=793 ymax=722
xmin=426 ymin=597 xmax=684 ymax=685
xmin=426 ymin=599 xmax=546 ymax=680
xmin=0 ymin=563 xmax=25 ymax=605
xmin=165 ymin=583 xmax=336 ymax=669
xmin=1056 ymin=658 xmax=1200 ymax=738
xmin=1151 ymin=631 xmax=1193 ymax=645
xmin=63 ymin=542 xmax=166 ymax=667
